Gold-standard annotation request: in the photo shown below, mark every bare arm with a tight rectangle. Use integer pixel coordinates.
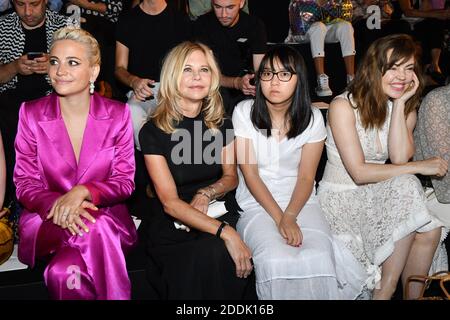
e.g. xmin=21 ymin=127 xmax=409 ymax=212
xmin=0 ymin=131 xmax=5 ymax=211
xmin=144 ymin=141 xmax=252 ymax=278
xmin=252 ymin=53 xmax=264 ymax=74
xmin=0 ymin=61 xmax=19 ymax=84
xmin=115 ymin=41 xmax=155 ymax=101
xmin=284 ymin=141 xmax=324 ymax=218
xmin=146 ymin=143 xmax=237 ymax=229
xmin=220 ymin=73 xmax=256 ymax=96
xmin=278 ymin=140 xmax=324 ymax=247
xmin=388 ymin=72 xmax=419 ymax=164
xmin=115 ymin=41 xmax=136 ymax=88
xmin=398 ymin=0 xmax=450 ymax=19
xmin=0 ymin=55 xmax=37 ymax=84
xmin=417 ymin=90 xmax=450 ymax=202
xmin=329 ymin=98 xmax=447 ymax=184
xmin=236 ymin=136 xmax=284 ymax=225
xmin=388 ymin=102 xmax=416 ymax=164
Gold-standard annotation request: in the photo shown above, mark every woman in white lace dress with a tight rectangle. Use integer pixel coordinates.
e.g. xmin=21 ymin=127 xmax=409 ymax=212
xmin=233 ymin=45 xmax=366 ymax=300
xmin=318 ymin=34 xmax=448 ymax=300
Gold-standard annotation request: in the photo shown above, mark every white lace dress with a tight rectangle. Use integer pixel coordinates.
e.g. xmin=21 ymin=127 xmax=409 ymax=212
xmin=233 ymin=100 xmax=367 ymax=300
xmin=318 ymin=93 xmax=448 ymax=297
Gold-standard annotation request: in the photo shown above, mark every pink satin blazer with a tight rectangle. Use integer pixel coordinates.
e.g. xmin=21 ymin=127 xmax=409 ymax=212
xmin=14 ymin=93 xmax=136 ymax=266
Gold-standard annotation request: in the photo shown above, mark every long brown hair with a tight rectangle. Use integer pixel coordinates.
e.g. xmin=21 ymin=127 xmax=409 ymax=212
xmin=348 ymin=34 xmax=424 ymax=130
xmin=152 ymin=41 xmax=224 ymax=134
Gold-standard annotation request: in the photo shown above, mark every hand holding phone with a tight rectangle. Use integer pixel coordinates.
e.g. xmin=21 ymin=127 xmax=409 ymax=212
xmin=22 ymin=52 xmax=48 ymax=75
xmin=27 ymin=52 xmax=44 ymax=60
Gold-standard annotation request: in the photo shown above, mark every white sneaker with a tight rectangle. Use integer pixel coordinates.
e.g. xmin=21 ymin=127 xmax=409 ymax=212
xmin=315 ymin=74 xmax=333 ymax=97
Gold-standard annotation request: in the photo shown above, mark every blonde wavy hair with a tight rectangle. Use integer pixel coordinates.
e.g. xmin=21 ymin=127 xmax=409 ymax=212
xmin=51 ymin=27 xmax=101 ymax=66
xmin=152 ymin=41 xmax=224 ymax=134
xmin=348 ymin=34 xmax=424 ymax=130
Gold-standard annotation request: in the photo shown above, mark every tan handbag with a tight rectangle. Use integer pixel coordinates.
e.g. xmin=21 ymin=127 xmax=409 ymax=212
xmin=405 ymin=271 xmax=450 ymax=300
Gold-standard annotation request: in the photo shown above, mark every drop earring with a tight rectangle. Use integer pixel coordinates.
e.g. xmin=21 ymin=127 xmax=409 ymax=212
xmin=89 ymin=81 xmax=95 ymax=94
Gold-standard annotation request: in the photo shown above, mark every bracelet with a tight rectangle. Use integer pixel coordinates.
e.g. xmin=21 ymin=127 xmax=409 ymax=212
xmin=197 ymin=182 xmax=226 ymax=201
xmin=196 ymin=190 xmax=211 ymax=200
xmin=216 ymin=221 xmax=229 ymax=238
xmin=284 ymin=211 xmax=298 ymax=218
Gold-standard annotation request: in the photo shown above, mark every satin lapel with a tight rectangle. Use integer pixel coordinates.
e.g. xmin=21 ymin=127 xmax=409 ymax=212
xmin=37 ymin=95 xmax=77 ymax=170
xmin=76 ymin=94 xmax=113 ymax=181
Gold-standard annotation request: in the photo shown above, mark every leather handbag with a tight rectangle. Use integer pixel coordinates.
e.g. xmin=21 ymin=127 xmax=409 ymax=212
xmin=406 ymin=271 xmax=450 ymax=300
xmin=0 ymin=208 xmax=14 ymax=265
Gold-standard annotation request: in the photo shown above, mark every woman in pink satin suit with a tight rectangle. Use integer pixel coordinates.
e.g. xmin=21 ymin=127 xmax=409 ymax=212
xmin=13 ymin=27 xmax=137 ymax=300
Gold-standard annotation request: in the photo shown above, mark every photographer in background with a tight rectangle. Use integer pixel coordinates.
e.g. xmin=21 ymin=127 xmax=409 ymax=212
xmin=0 ymin=0 xmax=73 ymax=219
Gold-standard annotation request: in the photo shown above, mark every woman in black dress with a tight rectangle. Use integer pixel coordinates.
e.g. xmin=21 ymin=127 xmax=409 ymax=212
xmin=138 ymin=41 xmax=254 ymax=299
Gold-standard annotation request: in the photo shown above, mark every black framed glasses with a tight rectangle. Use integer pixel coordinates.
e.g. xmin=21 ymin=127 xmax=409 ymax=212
xmin=259 ymin=71 xmax=296 ymax=82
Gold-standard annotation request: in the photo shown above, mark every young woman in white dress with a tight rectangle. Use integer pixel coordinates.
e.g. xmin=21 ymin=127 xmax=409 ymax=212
xmin=317 ymin=34 xmax=448 ymax=300
xmin=232 ymin=45 xmax=366 ymax=300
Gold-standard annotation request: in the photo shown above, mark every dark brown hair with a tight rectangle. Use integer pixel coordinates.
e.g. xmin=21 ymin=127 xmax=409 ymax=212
xmin=348 ymin=34 xmax=424 ymax=130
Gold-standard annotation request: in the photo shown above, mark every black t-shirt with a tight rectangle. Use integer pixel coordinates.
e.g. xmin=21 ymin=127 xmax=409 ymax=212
xmin=139 ymin=114 xmax=234 ymax=202
xmin=116 ymin=5 xmax=192 ymax=81
xmin=16 ymin=23 xmax=51 ymax=99
xmin=194 ymin=11 xmax=267 ymax=77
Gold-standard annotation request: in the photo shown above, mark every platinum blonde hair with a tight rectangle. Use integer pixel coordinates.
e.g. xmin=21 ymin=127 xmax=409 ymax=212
xmin=152 ymin=41 xmax=224 ymax=134
xmin=51 ymin=27 xmax=101 ymax=66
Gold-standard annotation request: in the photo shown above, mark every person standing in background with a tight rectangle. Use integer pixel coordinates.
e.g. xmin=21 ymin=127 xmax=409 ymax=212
xmin=14 ymin=27 xmax=137 ymax=299
xmin=194 ymin=0 xmax=267 ymax=115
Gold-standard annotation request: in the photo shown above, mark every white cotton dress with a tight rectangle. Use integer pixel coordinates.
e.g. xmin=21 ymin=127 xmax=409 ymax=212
xmin=317 ymin=93 xmax=448 ymax=297
xmin=232 ymin=99 xmax=367 ymax=300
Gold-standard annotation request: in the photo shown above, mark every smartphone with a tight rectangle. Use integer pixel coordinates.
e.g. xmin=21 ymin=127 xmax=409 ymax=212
xmin=27 ymin=52 xmax=44 ymax=60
